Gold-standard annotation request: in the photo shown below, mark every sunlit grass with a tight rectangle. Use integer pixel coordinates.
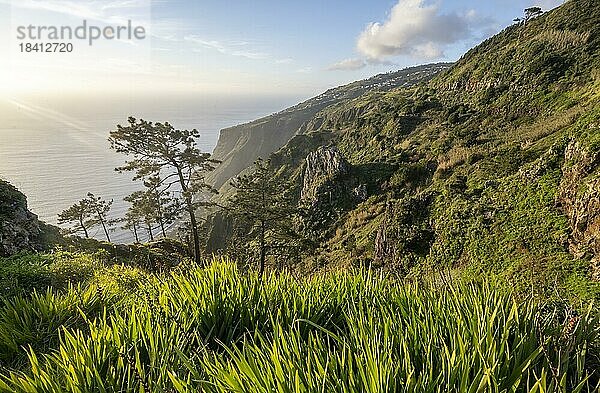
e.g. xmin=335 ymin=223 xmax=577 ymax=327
xmin=0 ymin=259 xmax=598 ymax=392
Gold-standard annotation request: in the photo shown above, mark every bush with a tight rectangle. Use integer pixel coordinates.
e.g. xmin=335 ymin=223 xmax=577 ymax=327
xmin=48 ymin=251 xmax=99 ymax=288
xmin=92 ymin=264 xmax=149 ymax=294
xmin=0 ymin=253 xmax=51 ymax=297
xmin=0 ymin=251 xmax=106 ymax=297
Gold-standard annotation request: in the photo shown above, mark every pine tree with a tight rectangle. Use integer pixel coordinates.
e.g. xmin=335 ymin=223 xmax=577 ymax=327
xmin=85 ymin=193 xmax=113 ymax=242
xmin=122 ymin=208 xmax=142 ymax=243
xmin=143 ymin=176 xmax=181 ymax=238
xmin=124 ymin=191 xmax=158 ymax=241
xmin=228 ymin=159 xmax=303 ymax=275
xmin=524 ymin=7 xmax=543 ymax=22
xmin=109 ymin=117 xmax=218 ymax=263
xmin=58 ymin=193 xmax=113 ymax=241
xmin=57 ymin=200 xmax=93 ymax=238
xmin=123 ymin=183 xmax=181 ymax=242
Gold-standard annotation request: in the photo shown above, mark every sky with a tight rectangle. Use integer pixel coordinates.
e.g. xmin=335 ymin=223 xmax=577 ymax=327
xmin=0 ymin=0 xmax=565 ymax=98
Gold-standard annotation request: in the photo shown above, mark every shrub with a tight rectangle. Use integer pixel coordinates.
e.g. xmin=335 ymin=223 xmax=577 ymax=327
xmin=92 ymin=264 xmax=149 ymax=295
xmin=0 ymin=253 xmax=51 ymax=297
xmin=0 ymin=251 xmax=106 ymax=297
xmin=48 ymin=251 xmax=99 ymax=288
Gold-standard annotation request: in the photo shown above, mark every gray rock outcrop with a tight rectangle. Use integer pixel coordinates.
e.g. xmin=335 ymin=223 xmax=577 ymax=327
xmin=0 ymin=180 xmax=43 ymax=256
xmin=557 ymin=139 xmax=600 ymax=280
xmin=301 ymin=146 xmax=350 ymax=205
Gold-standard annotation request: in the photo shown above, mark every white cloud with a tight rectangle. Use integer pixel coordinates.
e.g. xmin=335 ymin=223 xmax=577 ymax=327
xmin=357 ymin=0 xmax=493 ymax=61
xmin=186 ymin=37 xmax=227 ymax=52
xmin=231 ymin=50 xmax=268 ymax=60
xmin=295 ymin=66 xmax=312 ymax=73
xmin=327 ymin=58 xmax=366 ymax=71
xmin=275 ymin=58 xmax=293 ymax=64
xmin=185 ymin=35 xmax=269 ymax=60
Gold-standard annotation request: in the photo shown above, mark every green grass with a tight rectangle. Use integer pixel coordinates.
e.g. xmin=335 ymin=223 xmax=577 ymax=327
xmin=0 ymin=259 xmax=598 ymax=392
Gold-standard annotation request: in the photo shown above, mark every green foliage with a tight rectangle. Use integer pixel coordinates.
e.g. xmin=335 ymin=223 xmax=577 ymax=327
xmin=0 ymin=251 xmax=105 ymax=297
xmin=375 ymin=192 xmax=435 ymax=272
xmin=0 ymin=254 xmax=51 ymax=298
xmin=428 ymin=168 xmax=600 ymax=302
xmin=228 ymin=159 xmax=306 ymax=273
xmin=58 ymin=193 xmax=113 ymax=241
xmin=53 ymin=236 xmax=190 ymax=271
xmin=204 ymin=0 xmax=600 ymax=303
xmin=0 ymin=286 xmax=107 ymax=368
xmin=4 ymin=3 xmax=600 ymax=388
xmin=91 ymin=265 xmax=148 ymax=294
xmin=0 ymin=247 xmax=176 ymax=298
xmin=0 ymin=260 xmax=597 ymax=392
xmin=123 ymin=176 xmax=182 ymax=242
xmin=0 ymin=180 xmax=26 ymax=219
xmin=386 ymin=161 xmax=434 ymax=194
xmin=121 ymin=238 xmax=190 ymax=272
xmin=48 ymin=252 xmax=99 ymax=288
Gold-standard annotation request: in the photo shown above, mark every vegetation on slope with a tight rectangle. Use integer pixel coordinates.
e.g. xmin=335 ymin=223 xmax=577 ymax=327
xmin=0 ymin=3 xmax=599 ymax=392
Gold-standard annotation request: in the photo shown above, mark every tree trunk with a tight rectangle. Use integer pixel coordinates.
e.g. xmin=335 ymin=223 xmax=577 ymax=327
xmin=259 ymin=187 xmax=267 ymax=277
xmin=186 ymin=200 xmax=201 ymax=263
xmin=147 ymin=223 xmax=154 ymax=241
xmin=259 ymin=220 xmax=265 ymax=277
xmin=156 ymin=194 xmax=167 ymax=238
xmin=80 ymin=218 xmax=89 ymax=238
xmin=98 ymin=214 xmax=111 ymax=242
xmin=159 ymin=220 xmax=167 ymax=238
xmin=133 ymin=222 xmax=139 ymax=243
xmin=176 ymin=167 xmax=201 ymax=264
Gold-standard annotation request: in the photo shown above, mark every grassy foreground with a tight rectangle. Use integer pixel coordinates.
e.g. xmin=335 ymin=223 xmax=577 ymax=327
xmin=0 ymin=259 xmax=598 ymax=392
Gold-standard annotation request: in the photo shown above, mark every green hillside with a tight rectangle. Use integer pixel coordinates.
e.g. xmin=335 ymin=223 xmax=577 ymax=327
xmin=205 ymin=0 xmax=600 ymax=301
xmin=207 ymin=64 xmax=451 ymax=189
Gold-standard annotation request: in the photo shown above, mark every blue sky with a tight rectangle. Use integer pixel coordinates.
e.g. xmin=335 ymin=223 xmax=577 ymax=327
xmin=0 ymin=0 xmax=564 ymax=97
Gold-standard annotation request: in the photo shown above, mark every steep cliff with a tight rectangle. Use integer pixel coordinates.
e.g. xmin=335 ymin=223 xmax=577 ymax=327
xmin=301 ymin=146 xmax=351 ymax=204
xmin=557 ymin=131 xmax=600 ymax=280
xmin=208 ymin=63 xmax=451 ymax=189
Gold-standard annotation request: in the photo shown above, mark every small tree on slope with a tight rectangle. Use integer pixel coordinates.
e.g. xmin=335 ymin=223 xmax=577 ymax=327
xmin=228 ymin=159 xmax=304 ymax=275
xmin=58 ymin=193 xmax=113 ymax=241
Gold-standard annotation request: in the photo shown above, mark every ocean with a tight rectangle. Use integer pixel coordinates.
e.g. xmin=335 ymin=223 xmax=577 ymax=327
xmin=0 ymin=92 xmax=302 ymax=243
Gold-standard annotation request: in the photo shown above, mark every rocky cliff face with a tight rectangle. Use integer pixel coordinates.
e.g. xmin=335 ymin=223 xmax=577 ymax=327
xmin=0 ymin=180 xmax=43 ymax=256
xmin=557 ymin=138 xmax=600 ymax=280
xmin=209 ymin=106 xmax=322 ymax=190
xmin=373 ymin=193 xmax=434 ymax=271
